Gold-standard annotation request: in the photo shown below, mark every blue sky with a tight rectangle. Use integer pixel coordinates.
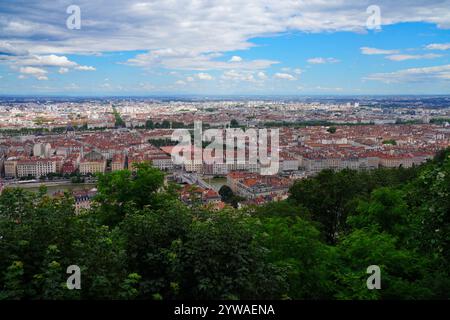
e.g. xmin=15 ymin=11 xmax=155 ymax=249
xmin=1 ymin=0 xmax=450 ymax=96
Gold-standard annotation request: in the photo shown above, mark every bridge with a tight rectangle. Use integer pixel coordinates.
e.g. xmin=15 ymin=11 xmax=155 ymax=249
xmin=173 ymin=172 xmax=214 ymax=190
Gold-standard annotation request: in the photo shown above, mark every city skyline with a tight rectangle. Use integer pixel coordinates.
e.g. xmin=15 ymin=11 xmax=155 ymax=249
xmin=1 ymin=1 xmax=450 ymax=96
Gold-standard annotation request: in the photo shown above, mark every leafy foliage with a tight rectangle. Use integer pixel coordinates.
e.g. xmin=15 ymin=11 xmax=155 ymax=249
xmin=0 ymin=152 xmax=449 ymax=300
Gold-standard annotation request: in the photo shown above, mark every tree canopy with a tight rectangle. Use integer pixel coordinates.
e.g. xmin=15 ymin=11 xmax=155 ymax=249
xmin=0 ymin=151 xmax=449 ymax=300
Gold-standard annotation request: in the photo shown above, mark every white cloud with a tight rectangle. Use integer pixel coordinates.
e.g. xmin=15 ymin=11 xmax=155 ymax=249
xmin=175 ymin=80 xmax=186 ymax=85
xmin=425 ymin=43 xmax=450 ymax=50
xmin=58 ymin=67 xmax=69 ymax=74
xmin=365 ymin=64 xmax=450 ymax=83
xmin=229 ymin=56 xmax=243 ymax=62
xmin=19 ymin=66 xmax=48 ymax=80
xmin=298 ymin=85 xmax=343 ymax=92
xmin=0 ymin=41 xmax=28 ymax=56
xmin=222 ymin=70 xmax=255 ymax=82
xmin=18 ymin=54 xmax=77 ymax=68
xmin=196 ymin=72 xmax=213 ymax=80
xmin=257 ymin=71 xmax=268 ymax=80
xmin=307 ymin=57 xmax=340 ymax=64
xmin=385 ymin=53 xmax=443 ymax=61
xmin=19 ymin=66 xmax=47 ymax=75
xmin=314 ymin=86 xmax=343 ymax=91
xmin=2 ymin=1 xmax=450 ymax=91
xmin=293 ymin=68 xmax=303 ymax=75
xmin=274 ymin=72 xmax=297 ymax=80
xmin=360 ymin=47 xmax=400 ymax=55
xmin=75 ymin=65 xmax=96 ymax=71
xmin=2 ymin=0 xmax=450 ymax=73
xmin=126 ymin=49 xmax=277 ymax=70
xmin=0 ymin=47 xmax=96 ymax=79
xmin=186 ymin=76 xmax=195 ymax=82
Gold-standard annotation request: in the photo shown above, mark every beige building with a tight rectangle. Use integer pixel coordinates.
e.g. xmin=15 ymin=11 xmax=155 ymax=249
xmin=379 ymin=155 xmax=414 ymax=168
xmin=111 ymin=154 xmax=126 ymax=171
xmin=150 ymin=155 xmax=174 ymax=171
xmin=17 ymin=159 xmax=57 ymax=178
xmin=4 ymin=158 xmax=18 ymax=177
xmin=79 ymin=159 xmax=106 ymax=175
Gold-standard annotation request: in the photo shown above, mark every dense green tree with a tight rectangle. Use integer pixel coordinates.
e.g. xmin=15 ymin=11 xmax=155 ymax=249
xmin=173 ymin=211 xmax=287 ymax=299
xmin=218 ymin=185 xmax=244 ymax=208
xmin=94 ymin=162 xmax=165 ymax=225
xmin=118 ymin=201 xmax=191 ymax=298
xmin=335 ymin=229 xmax=433 ymax=300
xmin=327 ymin=126 xmax=337 ymax=134
xmin=0 ymin=261 xmax=25 ymax=300
xmin=230 ymin=119 xmax=239 ymax=127
xmin=254 ymin=216 xmax=336 ymax=299
xmin=0 ymin=149 xmax=448 ymax=300
xmin=347 ymin=188 xmax=410 ymax=240
xmin=289 ymin=167 xmax=420 ymax=243
xmin=145 ymin=119 xmax=154 ymax=129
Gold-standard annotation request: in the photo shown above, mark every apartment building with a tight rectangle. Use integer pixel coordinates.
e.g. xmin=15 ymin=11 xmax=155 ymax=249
xmin=149 ymin=155 xmax=174 ymax=171
xmin=227 ymin=171 xmax=292 ymax=200
xmin=17 ymin=158 xmax=57 ymax=178
xmin=111 ymin=154 xmax=126 ymax=171
xmin=79 ymin=159 xmax=106 ymax=175
xmin=4 ymin=157 xmax=18 ymax=177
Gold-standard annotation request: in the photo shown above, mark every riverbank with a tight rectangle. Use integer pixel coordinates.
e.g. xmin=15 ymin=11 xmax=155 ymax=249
xmin=4 ymin=180 xmax=97 ymax=195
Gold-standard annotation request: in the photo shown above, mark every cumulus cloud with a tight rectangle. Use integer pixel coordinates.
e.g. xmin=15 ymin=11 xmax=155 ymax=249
xmin=18 ymin=54 xmax=77 ymax=67
xmin=222 ymin=70 xmax=255 ymax=82
xmin=361 ymin=45 xmax=444 ymax=62
xmin=196 ymin=73 xmax=213 ymax=80
xmin=2 ymin=1 xmax=450 ymax=89
xmin=19 ymin=66 xmax=46 ymax=75
xmin=360 ymin=47 xmax=400 ymax=55
xmin=315 ymin=86 xmax=344 ymax=91
xmin=0 ymin=41 xmax=28 ymax=56
xmin=257 ymin=71 xmax=268 ymax=80
xmin=125 ymin=49 xmax=277 ymax=70
xmin=58 ymin=67 xmax=69 ymax=74
xmin=307 ymin=57 xmax=340 ymax=64
xmin=75 ymin=65 xmax=96 ymax=71
xmin=0 ymin=47 xmax=96 ymax=79
xmin=19 ymin=66 xmax=48 ymax=80
xmin=1 ymin=1 xmax=450 ymax=69
xmin=425 ymin=43 xmax=450 ymax=50
xmin=298 ymin=85 xmax=344 ymax=92
xmin=385 ymin=53 xmax=443 ymax=61
xmin=274 ymin=73 xmax=297 ymax=80
xmin=365 ymin=64 xmax=450 ymax=83
xmin=229 ymin=56 xmax=243 ymax=62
